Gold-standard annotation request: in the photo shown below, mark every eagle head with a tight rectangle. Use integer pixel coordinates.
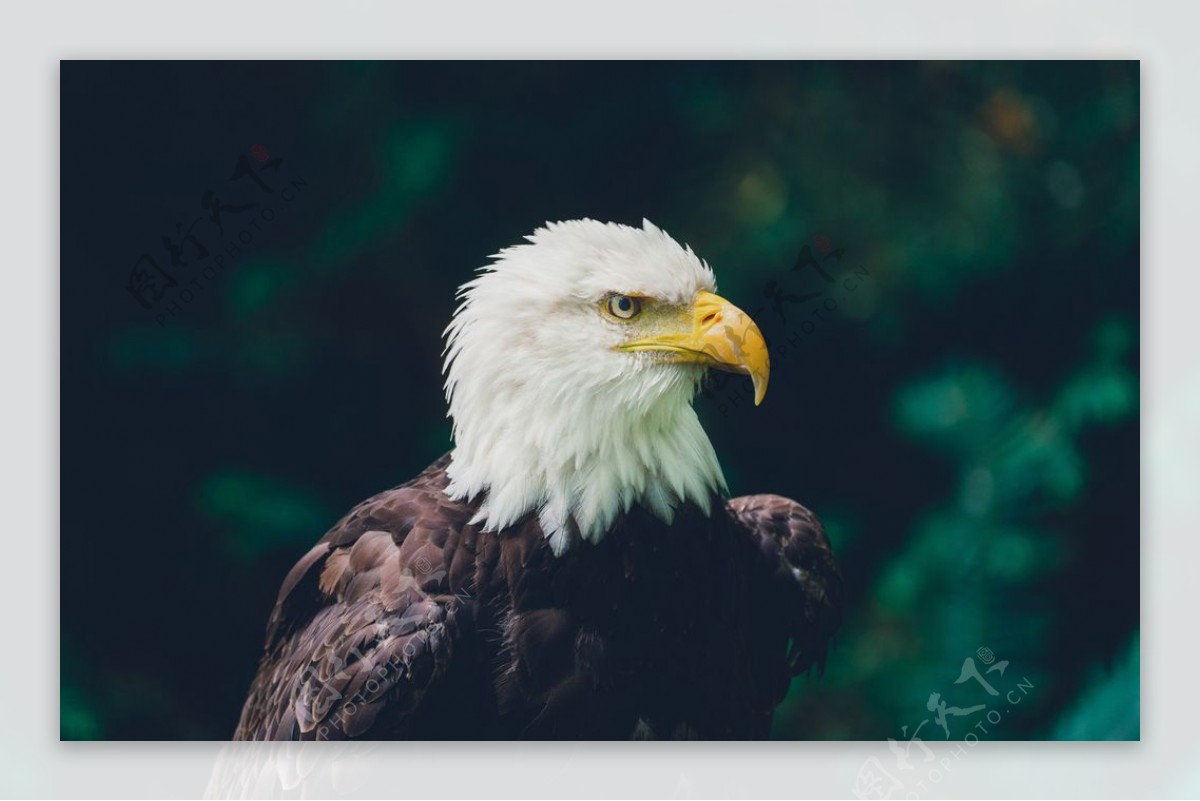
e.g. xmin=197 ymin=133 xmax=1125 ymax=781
xmin=442 ymin=219 xmax=769 ymax=555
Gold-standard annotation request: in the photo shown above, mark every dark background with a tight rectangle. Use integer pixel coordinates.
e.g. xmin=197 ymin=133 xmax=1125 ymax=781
xmin=61 ymin=61 xmax=1139 ymax=740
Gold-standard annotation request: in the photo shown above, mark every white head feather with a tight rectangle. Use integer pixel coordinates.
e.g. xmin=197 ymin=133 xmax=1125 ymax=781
xmin=442 ymin=219 xmax=728 ymax=555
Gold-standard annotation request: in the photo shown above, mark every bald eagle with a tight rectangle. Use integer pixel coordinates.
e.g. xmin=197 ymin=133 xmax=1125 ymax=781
xmin=234 ymin=219 xmax=841 ymax=740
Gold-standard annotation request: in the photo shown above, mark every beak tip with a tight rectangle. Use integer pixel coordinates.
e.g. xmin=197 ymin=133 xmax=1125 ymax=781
xmin=752 ymin=375 xmax=768 ymax=406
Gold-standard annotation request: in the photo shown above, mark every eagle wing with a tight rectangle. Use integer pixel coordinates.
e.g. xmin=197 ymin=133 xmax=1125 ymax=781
xmin=234 ymin=455 xmax=474 ymax=740
xmin=728 ymin=494 xmax=843 ymax=677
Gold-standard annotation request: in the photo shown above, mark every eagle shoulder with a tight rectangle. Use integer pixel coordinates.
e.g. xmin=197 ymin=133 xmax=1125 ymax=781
xmin=235 ymin=454 xmax=477 ymax=740
xmin=727 ymin=493 xmax=842 ymax=676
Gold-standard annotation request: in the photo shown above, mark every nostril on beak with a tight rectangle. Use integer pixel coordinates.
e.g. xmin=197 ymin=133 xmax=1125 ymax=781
xmin=700 ymin=311 xmax=720 ymax=327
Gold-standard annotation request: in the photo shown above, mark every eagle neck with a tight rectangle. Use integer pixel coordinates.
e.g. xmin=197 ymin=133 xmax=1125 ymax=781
xmin=443 ymin=377 xmax=727 ymax=556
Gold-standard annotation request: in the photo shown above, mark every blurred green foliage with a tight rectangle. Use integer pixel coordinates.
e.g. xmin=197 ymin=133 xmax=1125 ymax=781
xmin=61 ymin=61 xmax=1138 ymax=740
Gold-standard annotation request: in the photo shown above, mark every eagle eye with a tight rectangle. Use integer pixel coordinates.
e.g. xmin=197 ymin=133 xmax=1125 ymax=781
xmin=605 ymin=294 xmax=642 ymax=320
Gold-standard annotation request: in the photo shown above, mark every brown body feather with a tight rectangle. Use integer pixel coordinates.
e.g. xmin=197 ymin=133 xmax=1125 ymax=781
xmin=234 ymin=454 xmax=841 ymax=740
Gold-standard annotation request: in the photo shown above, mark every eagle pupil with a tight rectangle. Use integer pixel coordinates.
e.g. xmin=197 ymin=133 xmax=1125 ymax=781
xmin=618 ymin=297 xmax=631 ymax=311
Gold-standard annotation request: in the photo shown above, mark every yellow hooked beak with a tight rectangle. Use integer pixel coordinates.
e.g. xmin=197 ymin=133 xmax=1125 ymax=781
xmin=615 ymin=290 xmax=770 ymax=405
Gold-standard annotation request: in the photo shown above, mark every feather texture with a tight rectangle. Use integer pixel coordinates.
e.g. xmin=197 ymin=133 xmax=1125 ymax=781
xmin=234 ymin=455 xmax=841 ymax=740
